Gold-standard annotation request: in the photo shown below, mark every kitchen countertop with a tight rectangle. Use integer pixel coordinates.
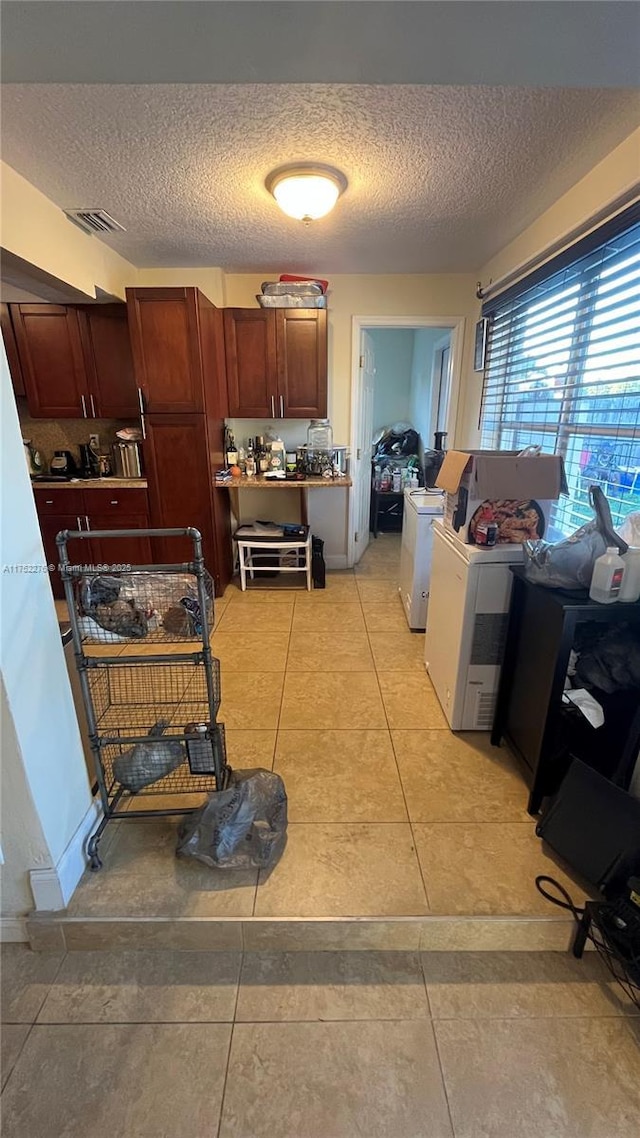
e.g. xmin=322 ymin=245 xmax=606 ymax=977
xmin=32 ymin=478 xmax=148 ymax=490
xmin=214 ymin=475 xmax=352 ymax=490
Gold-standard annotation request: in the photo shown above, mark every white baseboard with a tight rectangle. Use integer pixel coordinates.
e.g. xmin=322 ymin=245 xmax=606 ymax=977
xmin=30 ymin=798 xmax=102 ymax=912
xmin=325 ymin=554 xmax=349 ymax=570
xmin=0 ymin=917 xmax=28 ymax=942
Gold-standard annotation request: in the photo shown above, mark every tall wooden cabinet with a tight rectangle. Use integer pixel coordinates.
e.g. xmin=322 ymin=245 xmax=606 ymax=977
xmin=126 ymin=287 xmax=232 ymax=596
xmin=225 ymin=307 xmax=327 ymax=418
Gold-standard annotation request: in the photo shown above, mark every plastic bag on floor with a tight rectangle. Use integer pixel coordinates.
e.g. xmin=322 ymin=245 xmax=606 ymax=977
xmin=176 ymin=769 xmax=288 ymax=869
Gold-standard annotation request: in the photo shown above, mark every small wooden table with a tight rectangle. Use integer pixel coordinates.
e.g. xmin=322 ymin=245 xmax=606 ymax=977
xmin=214 ymin=474 xmax=352 ymax=527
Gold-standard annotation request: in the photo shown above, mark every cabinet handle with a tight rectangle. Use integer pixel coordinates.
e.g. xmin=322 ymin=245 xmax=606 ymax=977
xmin=280 ymin=394 xmax=284 ymax=418
xmin=110 ymin=500 xmax=118 ymax=505
xmin=137 ymin=387 xmax=147 ymax=439
xmin=81 ymin=394 xmax=87 ymax=417
xmin=85 ymin=515 xmax=90 ymax=530
xmin=89 ymin=393 xmax=96 ymax=417
xmin=271 ymin=394 xmax=275 ymax=418
xmin=76 ymin=516 xmax=83 ymax=530
xmin=45 ymin=499 xmax=54 ymax=505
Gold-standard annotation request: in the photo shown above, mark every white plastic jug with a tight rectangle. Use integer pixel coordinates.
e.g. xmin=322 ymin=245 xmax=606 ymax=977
xmin=620 ymin=547 xmax=640 ymax=603
xmin=589 ymin=546 xmax=626 ymax=604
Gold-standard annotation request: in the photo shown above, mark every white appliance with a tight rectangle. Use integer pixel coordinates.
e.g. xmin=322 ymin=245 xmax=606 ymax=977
xmin=425 ymin=522 xmax=524 ymax=730
xmin=398 ymin=488 xmax=444 ymax=630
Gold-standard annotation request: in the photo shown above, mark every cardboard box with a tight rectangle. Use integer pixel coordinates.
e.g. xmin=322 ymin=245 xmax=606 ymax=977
xmin=435 ymin=450 xmax=566 ymax=545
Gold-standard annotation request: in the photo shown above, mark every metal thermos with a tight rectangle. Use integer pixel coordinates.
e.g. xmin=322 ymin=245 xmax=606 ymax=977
xmin=112 ymin=441 xmax=143 ymax=478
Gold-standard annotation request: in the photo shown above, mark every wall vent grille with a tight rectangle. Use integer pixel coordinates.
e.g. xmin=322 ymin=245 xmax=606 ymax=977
xmin=63 ymin=209 xmax=126 ymax=236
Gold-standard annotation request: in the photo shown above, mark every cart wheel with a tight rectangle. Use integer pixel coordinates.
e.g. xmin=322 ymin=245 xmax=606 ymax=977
xmin=89 ymin=852 xmax=103 ymax=872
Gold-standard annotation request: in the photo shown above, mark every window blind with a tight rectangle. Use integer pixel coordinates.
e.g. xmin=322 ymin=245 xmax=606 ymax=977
xmin=479 ymin=206 xmax=640 ymax=538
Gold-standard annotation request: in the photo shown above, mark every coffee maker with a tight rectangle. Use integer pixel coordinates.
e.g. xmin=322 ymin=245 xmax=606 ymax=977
xmin=49 ymin=449 xmax=78 ymax=476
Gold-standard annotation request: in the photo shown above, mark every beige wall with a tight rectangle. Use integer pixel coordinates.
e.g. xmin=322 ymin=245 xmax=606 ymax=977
xmin=137 ymin=266 xmax=225 ymax=306
xmin=0 ymin=161 xmax=137 ymax=300
xmin=224 ymin=273 xmax=476 ymax=445
xmin=0 ymin=677 xmax=51 ymax=925
xmin=459 ymin=125 xmax=640 ymax=448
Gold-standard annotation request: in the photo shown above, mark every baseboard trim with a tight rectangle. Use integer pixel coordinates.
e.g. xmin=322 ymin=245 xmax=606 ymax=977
xmin=325 ymin=554 xmax=349 ymax=570
xmin=30 ymin=798 xmax=102 ymax=912
xmin=0 ymin=916 xmax=29 ymax=942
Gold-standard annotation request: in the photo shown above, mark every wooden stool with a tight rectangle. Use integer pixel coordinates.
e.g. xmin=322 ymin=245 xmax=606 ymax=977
xmin=233 ymin=526 xmax=312 ymax=591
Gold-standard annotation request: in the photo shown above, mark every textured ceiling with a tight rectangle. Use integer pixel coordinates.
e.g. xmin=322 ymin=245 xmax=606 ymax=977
xmin=1 ymin=84 xmax=639 ymax=273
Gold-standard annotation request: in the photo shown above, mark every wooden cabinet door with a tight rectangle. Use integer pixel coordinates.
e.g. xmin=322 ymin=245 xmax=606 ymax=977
xmin=11 ymin=304 xmax=88 ymax=418
xmin=276 ymin=308 xmax=327 ymax=418
xmin=83 ymin=487 xmax=152 ymax=567
xmin=224 ymin=308 xmax=277 ymax=417
xmin=143 ymin=414 xmax=215 ymax=571
xmin=87 ymin=516 xmax=152 ymax=570
xmin=126 ymin=288 xmax=204 ymax=413
xmin=1 ymin=303 xmax=25 ymax=397
xmin=38 ymin=513 xmax=84 ymax=599
xmin=79 ymin=304 xmax=138 ymax=418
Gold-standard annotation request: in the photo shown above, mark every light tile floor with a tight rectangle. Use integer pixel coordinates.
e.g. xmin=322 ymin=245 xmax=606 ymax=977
xmin=1 ymin=943 xmax=638 ymax=1137
xmin=67 ymin=533 xmax=589 ymax=921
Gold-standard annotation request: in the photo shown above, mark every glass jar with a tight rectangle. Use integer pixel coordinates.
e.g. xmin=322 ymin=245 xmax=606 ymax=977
xmin=307 ymin=418 xmax=333 ymax=452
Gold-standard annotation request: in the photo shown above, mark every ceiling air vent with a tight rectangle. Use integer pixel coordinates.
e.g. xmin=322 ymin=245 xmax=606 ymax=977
xmin=63 ymin=208 xmax=126 ymax=236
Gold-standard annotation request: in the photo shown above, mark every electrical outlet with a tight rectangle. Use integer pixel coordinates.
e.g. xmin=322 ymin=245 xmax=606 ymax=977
xmin=89 ymin=433 xmax=100 ymax=451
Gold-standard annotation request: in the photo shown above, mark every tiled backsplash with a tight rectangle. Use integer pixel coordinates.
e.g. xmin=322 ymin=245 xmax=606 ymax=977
xmin=17 ymin=398 xmax=140 ymax=468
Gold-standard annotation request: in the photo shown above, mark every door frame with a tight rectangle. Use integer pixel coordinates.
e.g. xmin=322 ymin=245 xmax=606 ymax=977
xmin=348 ymin=314 xmax=466 ymax=568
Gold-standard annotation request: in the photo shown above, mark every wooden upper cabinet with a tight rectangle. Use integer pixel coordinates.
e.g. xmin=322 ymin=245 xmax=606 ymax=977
xmin=11 ymin=304 xmax=87 ymax=418
xmin=126 ymin=288 xmax=205 ymax=414
xmin=1 ymin=304 xmax=26 ymax=397
xmin=224 ymin=307 xmax=327 ymax=419
xmin=78 ymin=304 xmax=138 ymax=418
xmin=276 ymin=309 xmax=327 ymax=418
xmin=224 ymin=308 xmax=277 ymax=417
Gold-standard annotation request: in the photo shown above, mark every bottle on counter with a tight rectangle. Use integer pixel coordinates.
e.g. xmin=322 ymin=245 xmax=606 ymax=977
xmin=589 ymin=546 xmax=626 ymax=604
xmin=225 ymin=428 xmax=238 ymax=467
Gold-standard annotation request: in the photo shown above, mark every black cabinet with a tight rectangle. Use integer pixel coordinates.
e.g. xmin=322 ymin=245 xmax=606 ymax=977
xmin=370 ymin=490 xmax=404 ymax=537
xmin=492 ymin=567 xmax=640 ymax=815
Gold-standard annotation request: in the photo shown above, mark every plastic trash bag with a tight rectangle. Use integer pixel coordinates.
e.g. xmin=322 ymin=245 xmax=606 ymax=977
xmin=176 ymin=769 xmax=287 ymax=869
xmin=113 ymin=720 xmax=185 ymax=792
xmin=523 ymin=486 xmax=628 ymax=590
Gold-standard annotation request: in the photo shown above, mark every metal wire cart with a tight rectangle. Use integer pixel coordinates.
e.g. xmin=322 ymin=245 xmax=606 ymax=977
xmin=57 ymin=526 xmax=230 ymax=870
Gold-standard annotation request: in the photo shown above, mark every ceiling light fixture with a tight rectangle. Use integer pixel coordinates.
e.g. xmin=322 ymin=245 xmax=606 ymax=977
xmin=265 ymin=163 xmax=347 ymax=222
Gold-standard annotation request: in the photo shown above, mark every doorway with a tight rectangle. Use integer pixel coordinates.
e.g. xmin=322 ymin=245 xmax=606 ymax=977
xmin=349 ymin=315 xmax=465 ymax=568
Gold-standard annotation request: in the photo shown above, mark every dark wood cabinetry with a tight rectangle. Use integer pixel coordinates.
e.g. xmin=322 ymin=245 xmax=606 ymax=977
xmin=127 ymin=287 xmax=207 ymax=414
xmin=8 ymin=302 xmax=137 ymax=419
xmin=1 ymin=303 xmax=25 ymax=397
xmin=224 ymin=308 xmax=278 ymax=418
xmin=11 ymin=304 xmax=88 ymax=418
xmin=225 ymin=307 xmax=327 ymax=418
xmin=276 ymin=308 xmax=328 ymax=418
xmin=127 ymin=288 xmax=232 ymax=596
xmin=78 ymin=305 xmax=138 ymax=418
xmin=34 ymin=485 xmax=151 ymax=598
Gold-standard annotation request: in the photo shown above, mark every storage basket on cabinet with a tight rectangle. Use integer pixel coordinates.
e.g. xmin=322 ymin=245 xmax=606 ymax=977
xmin=57 ymin=525 xmax=230 ymax=870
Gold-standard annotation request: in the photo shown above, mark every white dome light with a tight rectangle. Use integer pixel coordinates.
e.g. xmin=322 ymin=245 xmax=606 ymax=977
xmin=266 ymin=164 xmax=347 ymax=222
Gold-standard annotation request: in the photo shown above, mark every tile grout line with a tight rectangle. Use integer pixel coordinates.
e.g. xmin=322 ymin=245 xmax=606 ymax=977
xmin=215 ymin=953 xmax=244 ymax=1138
xmin=0 ymin=1019 xmax=36 ymax=1096
xmin=250 ymin=593 xmax=293 ymax=917
xmin=360 ymin=566 xmax=434 ymax=914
